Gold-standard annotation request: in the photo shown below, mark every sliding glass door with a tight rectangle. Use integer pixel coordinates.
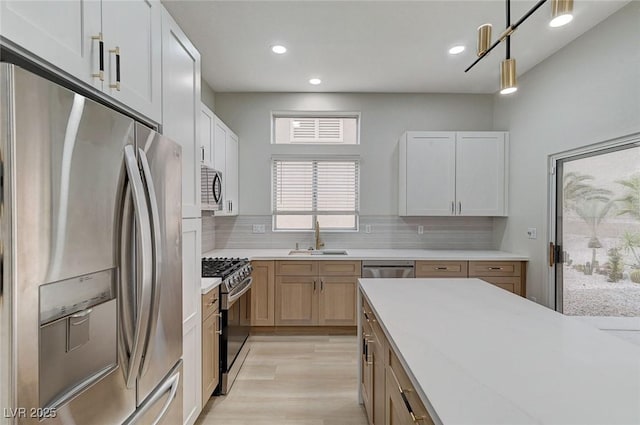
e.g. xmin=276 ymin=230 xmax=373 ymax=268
xmin=554 ymin=142 xmax=640 ymax=318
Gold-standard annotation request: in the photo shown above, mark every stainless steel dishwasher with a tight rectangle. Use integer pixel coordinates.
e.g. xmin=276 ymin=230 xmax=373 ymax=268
xmin=361 ymin=260 xmax=415 ymax=278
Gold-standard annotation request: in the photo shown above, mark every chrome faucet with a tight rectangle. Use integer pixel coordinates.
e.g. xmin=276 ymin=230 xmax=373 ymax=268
xmin=314 ymin=220 xmax=325 ymax=250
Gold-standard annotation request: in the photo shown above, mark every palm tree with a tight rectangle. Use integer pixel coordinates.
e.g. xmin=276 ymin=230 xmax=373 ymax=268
xmin=620 ymin=231 xmax=640 ymax=267
xmin=574 ymin=198 xmax=614 ymax=274
xmin=616 ymin=173 xmax=640 ymax=221
xmin=563 ymin=171 xmax=612 ymax=212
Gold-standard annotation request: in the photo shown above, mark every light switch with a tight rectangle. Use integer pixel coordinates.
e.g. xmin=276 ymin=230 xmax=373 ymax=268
xmin=418 ymin=225 xmax=424 ymax=235
xmin=527 ymin=228 xmax=537 ymax=239
xmin=252 ymin=224 xmax=266 ymax=234
xmin=365 ymin=225 xmax=372 ymax=234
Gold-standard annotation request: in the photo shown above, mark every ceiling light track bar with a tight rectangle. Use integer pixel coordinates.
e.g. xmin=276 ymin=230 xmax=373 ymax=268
xmin=465 ymin=0 xmax=548 ymax=72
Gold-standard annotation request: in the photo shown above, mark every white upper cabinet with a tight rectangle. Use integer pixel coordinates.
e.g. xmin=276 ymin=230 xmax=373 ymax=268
xmin=399 ymin=131 xmax=508 ymax=217
xmin=399 ymin=132 xmax=456 ymax=216
xmin=225 ymin=132 xmax=239 ymax=215
xmin=0 ymin=0 xmax=102 ymax=89
xmin=161 ymin=7 xmax=201 ymax=219
xmin=102 ymin=0 xmax=162 ymax=122
xmin=212 ymin=116 xmax=239 ymax=216
xmin=1 ymin=0 xmax=162 ymax=122
xmin=455 ymin=132 xmax=507 ymax=216
xmin=200 ymin=103 xmax=215 ymax=168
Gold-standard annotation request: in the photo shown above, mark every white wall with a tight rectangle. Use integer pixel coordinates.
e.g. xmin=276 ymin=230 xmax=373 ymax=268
xmin=214 ymin=92 xmax=494 ymax=216
xmin=493 ymin=2 xmax=640 ymax=306
xmin=201 ymin=78 xmax=215 ymax=111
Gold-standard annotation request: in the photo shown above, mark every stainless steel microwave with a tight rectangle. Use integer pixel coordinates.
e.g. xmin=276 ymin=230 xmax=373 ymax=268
xmin=201 ymin=165 xmax=223 ymax=211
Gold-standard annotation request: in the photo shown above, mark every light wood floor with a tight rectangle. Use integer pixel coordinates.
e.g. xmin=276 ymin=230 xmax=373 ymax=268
xmin=195 ymin=335 xmax=369 ymax=425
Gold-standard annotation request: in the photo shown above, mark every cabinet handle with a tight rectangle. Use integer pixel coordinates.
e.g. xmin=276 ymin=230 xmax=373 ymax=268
xmin=458 ymin=201 xmax=462 ymax=214
xmin=451 ymin=201 xmax=454 ymax=215
xmin=91 ymin=33 xmax=104 ymax=81
xmin=201 ymin=146 xmax=205 ymax=162
xmin=109 ymin=46 xmax=121 ymax=91
xmin=320 ymin=280 xmax=324 ymax=291
xmin=216 ymin=312 xmax=222 ymax=335
xmin=488 ymin=267 xmax=503 ymax=270
xmin=435 ymin=267 xmax=448 ymax=270
xmin=388 ymin=366 xmax=427 ymax=422
xmin=313 ymin=280 xmax=316 ymax=291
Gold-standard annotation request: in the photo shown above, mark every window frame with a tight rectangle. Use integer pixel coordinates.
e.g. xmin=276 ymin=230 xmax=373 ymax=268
xmin=271 ymin=155 xmax=360 ymax=233
xmin=271 ymin=111 xmax=361 ymax=145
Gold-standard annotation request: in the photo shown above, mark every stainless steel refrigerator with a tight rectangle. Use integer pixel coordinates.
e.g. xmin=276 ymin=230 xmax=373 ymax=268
xmin=0 ymin=63 xmax=183 ymax=425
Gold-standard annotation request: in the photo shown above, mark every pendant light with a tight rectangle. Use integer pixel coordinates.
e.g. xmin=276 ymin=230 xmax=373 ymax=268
xmin=550 ymin=0 xmax=574 ymax=27
xmin=500 ymin=59 xmax=517 ymax=94
xmin=477 ymin=24 xmax=492 ymax=56
xmin=464 ymin=0 xmax=576 ymax=95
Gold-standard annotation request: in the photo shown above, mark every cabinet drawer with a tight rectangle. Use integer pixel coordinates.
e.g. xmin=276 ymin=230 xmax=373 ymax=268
xmin=318 ymin=260 xmax=361 ymax=276
xmin=477 ymin=276 xmax=522 ymax=295
xmin=275 ymin=261 xmax=318 ymax=276
xmin=201 ymin=290 xmax=219 ymax=320
xmin=415 ymin=261 xmax=468 ymax=278
xmin=387 ymin=352 xmax=434 ymax=425
xmin=468 ymin=261 xmax=521 ymax=277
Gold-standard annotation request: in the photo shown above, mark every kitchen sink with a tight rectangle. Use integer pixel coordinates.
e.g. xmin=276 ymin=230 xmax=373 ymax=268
xmin=288 ymin=249 xmax=348 ymax=255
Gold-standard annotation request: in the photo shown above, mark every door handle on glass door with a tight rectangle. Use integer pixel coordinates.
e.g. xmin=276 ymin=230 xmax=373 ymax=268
xmin=138 ymin=149 xmax=163 ymax=377
xmin=123 ymin=145 xmax=153 ymax=388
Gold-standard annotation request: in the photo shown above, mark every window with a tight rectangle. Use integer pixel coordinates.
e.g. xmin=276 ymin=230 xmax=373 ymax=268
xmin=273 ymin=113 xmax=359 ymax=144
xmin=272 ymin=158 xmax=359 ymax=231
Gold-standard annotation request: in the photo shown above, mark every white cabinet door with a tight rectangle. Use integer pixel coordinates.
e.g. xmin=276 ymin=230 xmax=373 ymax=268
xmin=455 ymin=132 xmax=507 ymax=216
xmin=162 ymin=8 xmax=201 ymax=219
xmin=399 ymin=132 xmax=456 ymax=216
xmin=213 ymin=118 xmax=227 ymax=174
xmin=200 ymin=104 xmax=215 ymax=168
xmin=181 ymin=218 xmax=202 ymax=425
xmin=0 ymin=0 xmax=102 ymax=89
xmin=225 ymin=132 xmax=239 ymax=216
xmin=102 ymin=0 xmax=162 ymax=122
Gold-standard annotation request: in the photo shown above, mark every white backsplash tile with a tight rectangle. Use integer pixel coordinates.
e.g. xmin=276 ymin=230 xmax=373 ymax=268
xmin=206 ymin=215 xmax=494 ymax=251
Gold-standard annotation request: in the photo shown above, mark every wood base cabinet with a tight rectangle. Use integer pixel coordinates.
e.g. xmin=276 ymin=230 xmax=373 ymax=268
xmin=416 ymin=260 xmax=526 ymax=297
xmin=361 ymin=295 xmax=435 ymax=425
xmin=274 ymin=261 xmax=360 ymax=326
xmin=201 ymin=291 xmax=220 ymax=408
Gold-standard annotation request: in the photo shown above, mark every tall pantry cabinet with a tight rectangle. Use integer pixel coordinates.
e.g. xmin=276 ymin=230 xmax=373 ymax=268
xmin=160 ymin=9 xmax=203 ymax=425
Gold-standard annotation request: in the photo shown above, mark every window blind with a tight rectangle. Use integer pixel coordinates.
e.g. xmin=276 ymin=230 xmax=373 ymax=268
xmin=272 ymin=158 xmax=359 ymax=230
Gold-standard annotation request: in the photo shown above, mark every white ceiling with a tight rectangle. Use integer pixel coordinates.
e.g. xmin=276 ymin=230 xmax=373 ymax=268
xmin=163 ymin=0 xmax=629 ymax=94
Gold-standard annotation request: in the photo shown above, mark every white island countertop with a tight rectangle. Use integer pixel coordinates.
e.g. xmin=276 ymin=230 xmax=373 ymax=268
xmin=202 ymin=249 xmax=528 ymax=261
xmin=359 ymin=278 xmax=640 ymax=425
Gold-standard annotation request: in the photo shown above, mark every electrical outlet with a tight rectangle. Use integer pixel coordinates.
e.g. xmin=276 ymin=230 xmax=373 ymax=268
xmin=365 ymin=224 xmax=372 ymax=234
xmin=527 ymin=228 xmax=537 ymax=239
xmin=252 ymin=224 xmax=266 ymax=234
xmin=418 ymin=225 xmax=424 ymax=235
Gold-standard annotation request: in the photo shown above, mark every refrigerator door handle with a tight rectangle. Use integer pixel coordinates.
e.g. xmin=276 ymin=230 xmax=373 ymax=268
xmin=123 ymin=145 xmax=153 ymax=389
xmin=123 ymin=365 xmax=181 ymax=425
xmin=138 ymin=148 xmax=162 ymax=377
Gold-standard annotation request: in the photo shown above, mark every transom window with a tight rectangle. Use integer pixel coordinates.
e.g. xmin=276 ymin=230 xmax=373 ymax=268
xmin=273 ymin=113 xmax=359 ymax=144
xmin=272 ymin=158 xmax=359 ymax=231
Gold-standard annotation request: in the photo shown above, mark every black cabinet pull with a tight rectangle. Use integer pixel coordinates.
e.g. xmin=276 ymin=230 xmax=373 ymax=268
xmin=91 ymin=33 xmax=104 ymax=81
xmin=109 ymin=46 xmax=121 ymax=91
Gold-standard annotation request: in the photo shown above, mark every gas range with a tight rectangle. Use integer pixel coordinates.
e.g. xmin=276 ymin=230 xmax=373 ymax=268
xmin=202 ymin=257 xmax=252 ymax=298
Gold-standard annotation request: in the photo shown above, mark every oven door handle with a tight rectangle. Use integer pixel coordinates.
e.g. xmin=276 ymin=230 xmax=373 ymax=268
xmin=226 ymin=277 xmax=252 ymax=308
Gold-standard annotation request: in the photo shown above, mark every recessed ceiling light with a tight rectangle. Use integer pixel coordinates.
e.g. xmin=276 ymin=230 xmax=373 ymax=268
xmin=309 ymin=78 xmax=322 ymax=85
xmin=448 ymin=45 xmax=465 ymax=55
xmin=271 ymin=45 xmax=287 ymax=54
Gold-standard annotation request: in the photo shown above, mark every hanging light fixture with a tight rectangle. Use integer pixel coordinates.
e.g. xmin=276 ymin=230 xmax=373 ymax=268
xmin=550 ymin=0 xmax=574 ymax=27
xmin=477 ymin=24 xmax=492 ymax=56
xmin=464 ymin=0 xmax=575 ymax=95
xmin=500 ymin=59 xmax=518 ymax=94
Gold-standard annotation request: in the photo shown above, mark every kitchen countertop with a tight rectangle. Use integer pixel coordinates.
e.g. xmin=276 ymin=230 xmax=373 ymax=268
xmin=202 ymin=249 xmax=528 ymax=261
xmin=359 ymin=278 xmax=640 ymax=425
xmin=201 ymin=277 xmax=221 ymax=295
